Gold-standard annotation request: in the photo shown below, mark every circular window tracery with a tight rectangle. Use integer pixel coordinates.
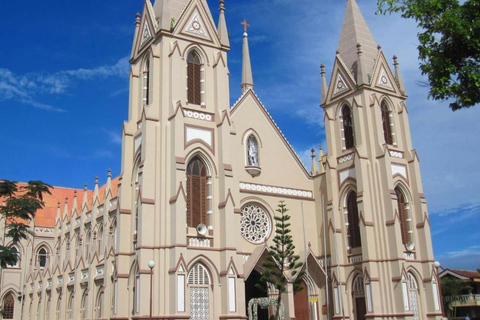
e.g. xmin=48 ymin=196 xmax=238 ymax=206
xmin=240 ymin=204 xmax=271 ymax=244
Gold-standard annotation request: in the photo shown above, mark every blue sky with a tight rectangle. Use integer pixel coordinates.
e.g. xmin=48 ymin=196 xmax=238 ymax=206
xmin=1 ymin=0 xmax=479 ymax=270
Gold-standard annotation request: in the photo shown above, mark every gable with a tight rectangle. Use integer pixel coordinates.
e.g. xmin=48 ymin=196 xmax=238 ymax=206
xmin=370 ymin=51 xmax=402 ymax=96
xmin=131 ymin=1 xmax=157 ymax=60
xmin=172 ymin=0 xmax=220 ymax=47
xmin=325 ymin=55 xmax=357 ymax=104
xmin=231 ymin=90 xmax=312 ymax=186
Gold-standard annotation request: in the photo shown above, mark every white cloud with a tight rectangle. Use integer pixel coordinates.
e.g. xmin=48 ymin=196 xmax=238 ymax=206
xmin=436 ymin=245 xmax=480 ymax=270
xmin=102 ymin=128 xmax=122 ymax=145
xmin=0 ymin=57 xmax=129 ymax=112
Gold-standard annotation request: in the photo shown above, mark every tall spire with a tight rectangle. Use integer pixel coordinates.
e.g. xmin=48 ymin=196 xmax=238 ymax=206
xmin=337 ymin=0 xmax=377 ymax=81
xmin=217 ymin=0 xmax=230 ymax=47
xmin=241 ymin=19 xmax=254 ymax=94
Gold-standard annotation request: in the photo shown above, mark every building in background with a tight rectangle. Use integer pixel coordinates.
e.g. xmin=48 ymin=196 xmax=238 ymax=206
xmin=439 ymin=269 xmax=480 ymax=319
xmin=0 ymin=0 xmax=444 ymax=319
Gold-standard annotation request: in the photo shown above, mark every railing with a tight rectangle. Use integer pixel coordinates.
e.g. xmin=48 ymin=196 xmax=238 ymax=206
xmin=404 ymin=251 xmax=415 ymax=260
xmin=445 ymin=294 xmax=480 ymax=302
xmin=348 ymin=254 xmax=363 ymax=264
xmin=188 ymin=237 xmax=211 ymax=247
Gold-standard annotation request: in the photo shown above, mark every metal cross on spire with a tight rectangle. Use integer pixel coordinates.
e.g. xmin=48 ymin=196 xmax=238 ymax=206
xmin=241 ymin=19 xmax=250 ymax=33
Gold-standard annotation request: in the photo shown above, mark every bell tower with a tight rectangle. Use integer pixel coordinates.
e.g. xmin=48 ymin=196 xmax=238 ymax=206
xmin=115 ymin=0 xmax=243 ymax=319
xmin=320 ymin=0 xmax=443 ymax=319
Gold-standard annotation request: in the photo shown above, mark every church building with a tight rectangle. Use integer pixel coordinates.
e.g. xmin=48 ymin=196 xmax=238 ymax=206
xmin=0 ymin=0 xmax=444 ymax=319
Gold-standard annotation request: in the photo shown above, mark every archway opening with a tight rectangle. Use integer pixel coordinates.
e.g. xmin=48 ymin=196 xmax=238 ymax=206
xmin=245 ymin=270 xmax=268 ymax=319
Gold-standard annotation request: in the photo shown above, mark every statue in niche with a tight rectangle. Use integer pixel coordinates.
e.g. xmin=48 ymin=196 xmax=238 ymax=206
xmin=247 ymin=135 xmax=259 ymax=166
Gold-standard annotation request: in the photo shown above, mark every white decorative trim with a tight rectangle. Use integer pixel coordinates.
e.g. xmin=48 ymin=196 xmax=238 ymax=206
xmin=57 ymin=276 xmax=63 ymax=285
xmin=188 ymin=237 xmax=211 ymax=247
xmin=183 ymin=109 xmax=213 ymax=122
xmin=334 ymin=74 xmax=349 ymax=95
xmin=389 ymin=151 xmax=403 ymax=158
xmin=377 ymin=69 xmax=393 ymax=89
xmin=338 ymin=153 xmax=354 ymax=164
xmin=81 ymin=271 xmax=89 ymax=280
xmin=348 ymin=254 xmax=363 ymax=264
xmin=141 ymin=23 xmax=152 ymax=45
xmin=48 ymin=279 xmax=53 ymax=288
xmin=239 ymin=182 xmax=313 ymax=199
xmin=68 ymin=273 xmax=75 ymax=283
xmin=404 ymin=252 xmax=415 ymax=260
xmin=35 ymin=227 xmax=54 ymax=234
xmin=183 ymin=10 xmax=208 ymax=38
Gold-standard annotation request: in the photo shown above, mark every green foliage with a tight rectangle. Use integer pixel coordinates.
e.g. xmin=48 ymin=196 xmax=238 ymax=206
xmin=441 ymin=276 xmax=473 ymax=317
xmin=0 ymin=180 xmax=52 ymax=268
xmin=377 ymin=0 xmax=480 ymax=110
xmin=258 ymin=201 xmax=304 ymax=320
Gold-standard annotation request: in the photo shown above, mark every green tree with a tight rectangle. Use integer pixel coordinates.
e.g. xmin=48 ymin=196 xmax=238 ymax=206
xmin=441 ymin=276 xmax=473 ymax=318
xmin=377 ymin=0 xmax=480 ymax=110
xmin=0 ymin=180 xmax=52 ymax=268
xmin=259 ymin=201 xmax=304 ymax=320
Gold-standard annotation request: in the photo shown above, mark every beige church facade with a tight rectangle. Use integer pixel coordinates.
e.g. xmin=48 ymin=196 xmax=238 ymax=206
xmin=0 ymin=0 xmax=445 ymax=320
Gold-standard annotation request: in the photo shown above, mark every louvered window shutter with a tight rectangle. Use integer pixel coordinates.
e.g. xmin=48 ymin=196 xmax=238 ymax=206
xmin=186 ymin=158 xmax=207 ymax=228
xmin=396 ymin=189 xmax=409 ymax=245
xmin=347 ymin=192 xmax=361 ymax=248
xmin=382 ymin=103 xmax=393 ymax=145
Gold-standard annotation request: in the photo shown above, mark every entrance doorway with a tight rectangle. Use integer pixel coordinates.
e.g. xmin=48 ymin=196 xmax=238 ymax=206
xmin=294 ymin=280 xmax=309 ymax=320
xmin=245 ymin=270 xmax=269 ymax=320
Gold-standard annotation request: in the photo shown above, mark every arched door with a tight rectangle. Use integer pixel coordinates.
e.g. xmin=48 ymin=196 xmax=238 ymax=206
xmin=353 ymin=276 xmax=366 ymax=320
xmin=245 ymin=270 xmax=268 ymax=320
xmin=294 ymin=280 xmax=309 ymax=320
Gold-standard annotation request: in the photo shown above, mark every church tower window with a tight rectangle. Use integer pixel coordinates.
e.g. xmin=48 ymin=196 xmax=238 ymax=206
xmin=395 ymin=187 xmax=411 ymax=246
xmin=186 ymin=157 xmax=208 ymax=228
xmin=381 ymin=101 xmax=393 ymax=145
xmin=143 ymin=58 xmax=150 ymax=106
xmin=187 ymin=51 xmax=203 ymax=105
xmin=407 ymin=273 xmax=420 ymax=320
xmin=352 ymin=275 xmax=366 ymax=320
xmin=346 ymin=191 xmax=361 ymax=249
xmin=342 ymin=105 xmax=355 ymax=149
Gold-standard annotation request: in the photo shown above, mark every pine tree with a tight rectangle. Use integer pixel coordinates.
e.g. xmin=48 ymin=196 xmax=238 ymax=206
xmin=259 ymin=201 xmax=304 ymax=320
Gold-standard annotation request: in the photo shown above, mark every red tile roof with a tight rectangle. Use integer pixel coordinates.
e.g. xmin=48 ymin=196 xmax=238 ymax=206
xmin=448 ymin=269 xmax=480 ymax=279
xmin=1 ymin=178 xmax=119 ymax=228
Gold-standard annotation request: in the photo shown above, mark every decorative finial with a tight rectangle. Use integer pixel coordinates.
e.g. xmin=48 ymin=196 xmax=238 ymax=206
xmin=311 ymin=148 xmax=315 ymax=157
xmin=241 ymin=19 xmax=250 ymax=33
xmin=377 ymin=45 xmax=382 ymax=50
xmin=219 ymin=0 xmax=225 ymax=12
xmin=320 ymin=64 xmax=325 ymax=76
xmin=65 ymin=197 xmax=68 ymax=203
xmin=320 ymin=145 xmax=323 ymax=151
xmin=108 ymin=169 xmax=112 ymax=177
xmin=135 ymin=13 xmax=141 ymax=26
xmin=336 ymin=50 xmax=340 ymax=55
xmin=95 ymin=176 xmax=99 ymax=185
xmin=393 ymin=55 xmax=399 ymax=66
xmin=57 ymin=201 xmax=61 ymax=208
xmin=84 ymin=184 xmax=88 ymax=191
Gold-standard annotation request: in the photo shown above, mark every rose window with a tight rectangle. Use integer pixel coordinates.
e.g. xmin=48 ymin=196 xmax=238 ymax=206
xmin=240 ymin=204 xmax=271 ymax=244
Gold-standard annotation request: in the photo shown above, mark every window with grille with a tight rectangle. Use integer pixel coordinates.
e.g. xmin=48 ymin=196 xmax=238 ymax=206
xmin=3 ymin=293 xmax=15 ymax=319
xmin=346 ymin=191 xmax=361 ymax=249
xmin=408 ymin=273 xmax=420 ymax=320
xmin=381 ymin=101 xmax=393 ymax=145
xmin=187 ymin=51 xmax=202 ymax=105
xmin=342 ymin=105 xmax=355 ymax=149
xmin=186 ymin=157 xmax=208 ymax=228
xmin=143 ymin=58 xmax=150 ymax=106
xmin=188 ymin=263 xmax=210 ymax=320
xmin=353 ymin=276 xmax=365 ymax=298
xmin=395 ymin=187 xmax=410 ymax=245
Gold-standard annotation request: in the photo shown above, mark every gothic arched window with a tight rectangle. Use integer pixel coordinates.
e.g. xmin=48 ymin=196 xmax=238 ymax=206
xmin=67 ymin=292 xmax=74 ymax=320
xmin=81 ymin=291 xmax=88 ymax=320
xmin=38 ymin=247 xmax=48 ymax=268
xmin=408 ymin=273 xmax=420 ymax=320
xmin=187 ymin=51 xmax=202 ymax=105
xmin=381 ymin=101 xmax=393 ymax=145
xmin=2 ymin=293 xmax=15 ymax=319
xmin=143 ymin=58 xmax=150 ymax=106
xmin=395 ymin=187 xmax=411 ymax=246
xmin=186 ymin=157 xmax=208 ymax=228
xmin=346 ymin=191 xmax=361 ymax=249
xmin=342 ymin=105 xmax=355 ymax=149
xmin=246 ymin=135 xmax=259 ymax=166
xmin=188 ymin=263 xmax=211 ymax=320
xmin=96 ymin=290 xmax=104 ymax=319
